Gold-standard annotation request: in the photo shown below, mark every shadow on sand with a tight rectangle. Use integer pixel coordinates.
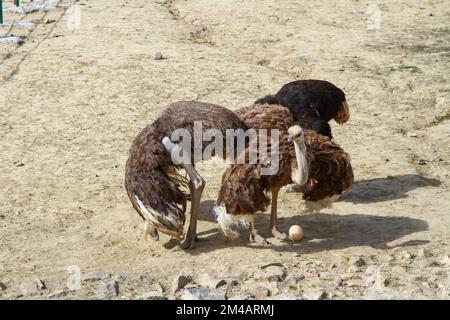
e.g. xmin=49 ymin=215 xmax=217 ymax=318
xmin=172 ymin=200 xmax=429 ymax=255
xmin=339 ymin=174 xmax=441 ymax=204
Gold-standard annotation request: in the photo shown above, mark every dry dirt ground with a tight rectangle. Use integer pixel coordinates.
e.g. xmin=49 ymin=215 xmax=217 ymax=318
xmin=0 ymin=0 xmax=449 ymax=299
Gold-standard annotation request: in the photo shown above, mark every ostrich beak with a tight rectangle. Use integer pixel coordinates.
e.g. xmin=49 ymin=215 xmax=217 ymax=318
xmin=287 ymin=137 xmax=293 ymax=144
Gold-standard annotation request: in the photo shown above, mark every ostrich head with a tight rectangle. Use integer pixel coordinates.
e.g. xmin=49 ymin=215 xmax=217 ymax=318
xmin=288 ymin=125 xmax=309 ymax=186
xmin=287 ymin=125 xmax=304 ymax=142
xmin=334 ymin=101 xmax=350 ymax=124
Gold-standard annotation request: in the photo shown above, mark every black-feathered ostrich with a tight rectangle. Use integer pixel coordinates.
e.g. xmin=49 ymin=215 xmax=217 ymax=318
xmin=214 ymin=104 xmax=354 ymax=241
xmin=125 ymin=101 xmax=247 ymax=249
xmin=255 ymin=80 xmax=350 ymax=139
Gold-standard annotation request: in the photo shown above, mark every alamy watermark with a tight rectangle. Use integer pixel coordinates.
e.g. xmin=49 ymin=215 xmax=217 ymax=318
xmin=66 ymin=4 xmax=81 ymax=30
xmin=166 ymin=121 xmax=281 ymax=175
xmin=367 ymin=4 xmax=382 ymax=30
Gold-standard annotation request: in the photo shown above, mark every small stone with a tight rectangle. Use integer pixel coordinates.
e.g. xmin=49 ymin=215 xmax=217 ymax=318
xmin=173 ymin=274 xmax=193 ymax=292
xmin=419 ymin=259 xmax=441 ymax=268
xmin=153 ymin=52 xmax=163 ymax=60
xmin=35 ymin=278 xmax=46 ymax=290
xmin=47 ymin=290 xmax=67 ymax=299
xmin=407 ymin=132 xmax=418 ymax=137
xmin=303 ymin=289 xmax=328 ymax=300
xmin=215 ymin=279 xmax=227 ymax=288
xmin=137 ymin=291 xmax=167 ymax=300
xmin=113 ymin=273 xmax=126 ymax=282
xmin=44 ymin=18 xmax=56 ymax=24
xmin=335 ymin=278 xmax=344 ymax=287
xmin=0 ymin=281 xmax=7 ymax=291
xmin=350 ymin=256 xmax=366 ymax=268
xmin=21 ymin=282 xmax=41 ymax=297
xmin=440 ymin=255 xmax=450 ymax=266
xmin=392 ymin=265 xmax=407 ymax=274
xmin=415 ymin=159 xmax=428 ymax=165
xmin=14 ymin=161 xmax=24 ymax=167
xmin=254 ymin=266 xmax=286 ymax=282
xmin=181 ymin=287 xmax=225 ymax=300
xmin=82 ymin=271 xmax=110 ymax=281
xmin=328 ymin=263 xmax=338 ymax=270
xmin=138 ymin=274 xmax=155 ymax=284
xmin=285 ymin=273 xmax=305 ymax=284
xmin=97 ymin=280 xmax=119 ymax=299
xmin=417 ymin=248 xmax=433 ymax=258
xmin=196 ymin=273 xmax=235 ymax=289
xmin=273 ymin=293 xmax=298 ymax=300
xmin=248 ymin=285 xmax=270 ymax=299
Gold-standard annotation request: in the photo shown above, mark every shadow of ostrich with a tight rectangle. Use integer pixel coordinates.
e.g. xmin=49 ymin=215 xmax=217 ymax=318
xmin=166 ymin=200 xmax=428 ymax=255
xmin=339 ymin=174 xmax=441 ymax=204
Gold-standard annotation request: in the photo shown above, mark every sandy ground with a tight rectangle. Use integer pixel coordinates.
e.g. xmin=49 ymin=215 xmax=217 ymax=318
xmin=0 ymin=0 xmax=449 ymax=299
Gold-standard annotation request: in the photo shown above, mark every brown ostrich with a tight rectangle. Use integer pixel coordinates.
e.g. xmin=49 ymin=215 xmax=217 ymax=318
xmin=125 ymin=101 xmax=247 ymax=249
xmin=255 ymin=79 xmax=350 ymax=139
xmin=214 ymin=104 xmax=354 ymax=241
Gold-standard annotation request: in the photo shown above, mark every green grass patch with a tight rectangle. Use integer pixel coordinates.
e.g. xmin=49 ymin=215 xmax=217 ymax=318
xmin=431 ymin=28 xmax=450 ymax=33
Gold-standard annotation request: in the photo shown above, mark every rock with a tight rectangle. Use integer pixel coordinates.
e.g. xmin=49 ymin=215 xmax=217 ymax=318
xmin=113 ymin=273 xmax=126 ymax=282
xmin=173 ymin=274 xmax=193 ymax=292
xmin=248 ymin=285 xmax=270 ymax=299
xmin=97 ymin=280 xmax=119 ymax=299
xmin=153 ymin=52 xmax=163 ymax=60
xmin=335 ymin=277 xmax=344 ymax=287
xmin=328 ymin=263 xmax=338 ymax=270
xmin=181 ymin=287 xmax=225 ymax=300
xmin=196 ymin=273 xmax=236 ymax=289
xmin=82 ymin=271 xmax=110 ymax=282
xmin=227 ymin=295 xmax=250 ymax=300
xmin=137 ymin=291 xmax=167 ymax=300
xmin=303 ymin=289 xmax=328 ymax=300
xmin=14 ymin=161 xmax=25 ymax=167
xmin=391 ymin=265 xmax=407 ymax=274
xmin=285 ymin=273 xmax=305 ymax=284
xmin=273 ymin=293 xmax=298 ymax=300
xmin=415 ymin=159 xmax=428 ymax=165
xmin=35 ymin=278 xmax=46 ymax=290
xmin=47 ymin=290 xmax=67 ymax=299
xmin=254 ymin=266 xmax=286 ymax=282
xmin=350 ymin=256 xmax=367 ymax=268
xmin=417 ymin=248 xmax=433 ymax=258
xmin=440 ymin=255 xmax=450 ymax=266
xmin=0 ymin=281 xmax=6 ymax=291
xmin=419 ymin=260 xmax=441 ymax=268
xmin=138 ymin=274 xmax=155 ymax=284
xmin=21 ymin=281 xmax=41 ymax=297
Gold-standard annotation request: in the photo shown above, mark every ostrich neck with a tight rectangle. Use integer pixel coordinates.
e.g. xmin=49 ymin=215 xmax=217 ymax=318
xmin=292 ymin=139 xmax=309 ymax=186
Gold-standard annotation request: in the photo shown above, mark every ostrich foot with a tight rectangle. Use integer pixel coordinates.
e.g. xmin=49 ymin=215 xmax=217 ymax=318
xmin=180 ymin=233 xmax=196 ymax=249
xmin=249 ymin=232 xmax=271 ymax=245
xmin=272 ymin=226 xmax=288 ymax=240
xmin=143 ymin=221 xmax=159 ymax=241
xmin=249 ymin=222 xmax=271 ymax=245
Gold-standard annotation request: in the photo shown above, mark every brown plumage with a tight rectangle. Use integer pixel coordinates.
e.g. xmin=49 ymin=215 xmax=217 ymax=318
xmin=125 ymin=101 xmax=247 ymax=249
xmin=215 ymin=104 xmax=353 ymax=241
xmin=255 ymin=79 xmax=350 ymax=138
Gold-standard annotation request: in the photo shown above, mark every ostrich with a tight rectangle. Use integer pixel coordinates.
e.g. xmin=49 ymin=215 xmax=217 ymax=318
xmin=214 ymin=104 xmax=354 ymax=241
xmin=125 ymin=101 xmax=247 ymax=249
xmin=255 ymin=79 xmax=350 ymax=138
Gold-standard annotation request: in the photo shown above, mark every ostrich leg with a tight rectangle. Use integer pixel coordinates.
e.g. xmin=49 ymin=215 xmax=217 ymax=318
xmin=249 ymin=220 xmax=271 ymax=245
xmin=270 ymin=187 xmax=288 ymax=240
xmin=180 ymin=163 xmax=205 ymax=249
